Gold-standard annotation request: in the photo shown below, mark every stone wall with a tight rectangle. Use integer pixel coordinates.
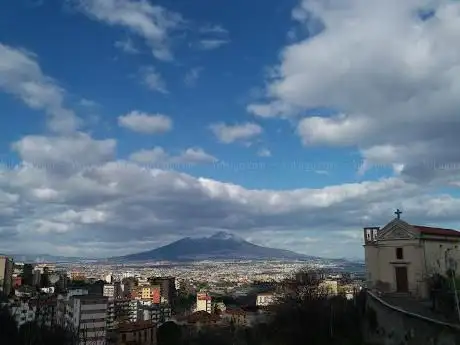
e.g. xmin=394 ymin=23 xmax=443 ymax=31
xmin=364 ymin=291 xmax=460 ymax=345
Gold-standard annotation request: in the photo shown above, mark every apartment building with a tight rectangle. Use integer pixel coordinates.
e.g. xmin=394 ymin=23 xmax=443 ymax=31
xmin=150 ymin=277 xmax=176 ymax=306
xmin=65 ymin=295 xmax=108 ymax=345
xmin=0 ymin=255 xmax=14 ymax=296
xmin=256 ymin=292 xmax=276 ymax=307
xmin=138 ymin=285 xmax=161 ymax=303
xmin=196 ymin=292 xmax=212 ymax=313
xmin=140 ymin=302 xmax=171 ymax=325
xmin=106 ymin=298 xmax=131 ymax=330
xmin=7 ymin=299 xmax=36 ymax=327
xmin=103 ymin=282 xmax=122 ymax=300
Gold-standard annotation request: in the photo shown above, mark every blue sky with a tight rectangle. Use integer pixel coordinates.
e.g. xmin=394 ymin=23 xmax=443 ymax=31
xmin=1 ymin=0 xmax=460 ymax=258
xmin=1 ymin=0 xmax=377 ymax=190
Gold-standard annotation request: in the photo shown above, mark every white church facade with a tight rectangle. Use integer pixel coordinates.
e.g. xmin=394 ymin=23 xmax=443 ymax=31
xmin=364 ymin=210 xmax=460 ymax=299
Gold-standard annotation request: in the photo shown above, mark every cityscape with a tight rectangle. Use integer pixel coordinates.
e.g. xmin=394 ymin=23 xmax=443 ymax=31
xmin=3 ymin=0 xmax=460 ymax=344
xmin=0 ymin=252 xmax=366 ymax=344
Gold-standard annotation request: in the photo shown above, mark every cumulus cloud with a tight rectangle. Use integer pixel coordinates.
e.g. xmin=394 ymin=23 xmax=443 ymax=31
xmin=3 ymin=138 xmax=460 ymax=258
xmin=118 ymin=111 xmax=172 ymax=134
xmin=129 ymin=146 xmax=217 ymax=165
xmin=209 ymin=122 xmax=263 ymax=144
xmin=248 ymin=0 xmax=460 ymax=183
xmin=75 ymin=0 xmax=183 ymax=61
xmin=0 ymin=43 xmax=80 ymax=133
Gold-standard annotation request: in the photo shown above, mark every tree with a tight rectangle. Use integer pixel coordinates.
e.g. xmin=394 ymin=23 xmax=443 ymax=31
xmin=0 ymin=305 xmax=19 ymax=345
xmin=157 ymin=321 xmax=182 ymax=345
xmin=177 ymin=269 xmax=367 ymax=345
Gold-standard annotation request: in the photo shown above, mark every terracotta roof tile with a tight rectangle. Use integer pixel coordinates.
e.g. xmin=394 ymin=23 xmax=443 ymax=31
xmin=413 ymin=225 xmax=460 ymax=237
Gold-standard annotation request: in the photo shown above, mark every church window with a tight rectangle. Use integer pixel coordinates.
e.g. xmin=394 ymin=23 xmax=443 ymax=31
xmin=396 ymin=247 xmax=404 ymax=260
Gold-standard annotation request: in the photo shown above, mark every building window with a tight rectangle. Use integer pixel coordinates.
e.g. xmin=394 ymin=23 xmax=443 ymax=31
xmin=396 ymin=247 xmax=403 ymax=260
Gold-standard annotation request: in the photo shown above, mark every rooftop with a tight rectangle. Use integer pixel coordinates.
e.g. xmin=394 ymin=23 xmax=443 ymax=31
xmin=413 ymin=225 xmax=460 ymax=238
xmin=118 ymin=321 xmax=156 ymax=332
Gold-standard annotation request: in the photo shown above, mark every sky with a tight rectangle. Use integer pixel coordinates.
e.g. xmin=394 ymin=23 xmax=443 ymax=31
xmin=1 ymin=0 xmax=460 ymax=259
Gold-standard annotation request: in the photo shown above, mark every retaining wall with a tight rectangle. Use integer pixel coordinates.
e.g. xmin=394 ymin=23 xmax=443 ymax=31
xmin=365 ymin=291 xmax=460 ymax=345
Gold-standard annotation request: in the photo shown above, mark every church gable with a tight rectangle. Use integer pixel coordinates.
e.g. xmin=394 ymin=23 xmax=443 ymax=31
xmin=379 ymin=219 xmax=417 ymax=240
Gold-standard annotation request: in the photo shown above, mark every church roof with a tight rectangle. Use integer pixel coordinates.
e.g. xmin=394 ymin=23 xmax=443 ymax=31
xmin=412 ymin=225 xmax=460 ymax=238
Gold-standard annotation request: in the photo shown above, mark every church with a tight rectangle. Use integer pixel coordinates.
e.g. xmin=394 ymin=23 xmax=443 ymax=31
xmin=364 ymin=210 xmax=460 ymax=299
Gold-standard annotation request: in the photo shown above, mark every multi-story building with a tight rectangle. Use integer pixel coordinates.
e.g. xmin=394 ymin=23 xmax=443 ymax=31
xmin=0 ymin=255 xmax=14 ymax=296
xmin=140 ymin=303 xmax=171 ymax=325
xmin=22 ymin=264 xmax=34 ymax=286
xmin=64 ymin=295 xmax=108 ymax=345
xmin=30 ymin=296 xmax=58 ymax=327
xmin=196 ymin=292 xmax=212 ymax=313
xmin=6 ymin=296 xmax=57 ymax=328
xmin=106 ymin=298 xmax=131 ymax=330
xmin=139 ymin=285 xmax=161 ymax=304
xmin=150 ymin=277 xmax=176 ymax=306
xmin=128 ymin=300 xmax=142 ymax=322
xmin=32 ymin=269 xmax=41 ymax=287
xmin=256 ymin=292 xmax=276 ymax=307
xmin=103 ymin=282 xmax=122 ymax=300
xmin=71 ymin=271 xmax=86 ymax=281
xmin=7 ymin=299 xmax=36 ymax=327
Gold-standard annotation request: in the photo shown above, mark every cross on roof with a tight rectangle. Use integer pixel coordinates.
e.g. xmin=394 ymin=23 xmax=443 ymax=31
xmin=395 ymin=209 xmax=402 ymax=219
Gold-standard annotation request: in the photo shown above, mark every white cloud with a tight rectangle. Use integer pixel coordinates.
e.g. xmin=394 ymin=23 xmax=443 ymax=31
xmin=118 ymin=111 xmax=172 ymax=134
xmin=209 ymin=122 xmax=263 ymax=144
xmin=198 ymin=39 xmax=229 ymax=50
xmin=257 ymin=148 xmax=271 ymax=157
xmin=114 ymin=37 xmax=139 ymax=54
xmin=178 ymin=147 xmax=217 ymax=164
xmin=140 ymin=66 xmax=167 ymax=93
xmin=79 ymin=98 xmax=99 ymax=107
xmin=0 ymin=43 xmax=80 ymax=133
xmin=12 ymin=133 xmax=116 ymax=173
xmin=75 ymin=0 xmax=183 ymax=61
xmin=248 ymin=0 xmax=460 ymax=183
xmin=184 ymin=67 xmax=202 ymax=87
xmin=3 ymin=137 xmax=460 ymax=257
xmin=129 ymin=146 xmax=217 ymax=165
xmin=129 ymin=147 xmax=168 ymax=164
xmin=199 ymin=24 xmax=228 ymax=34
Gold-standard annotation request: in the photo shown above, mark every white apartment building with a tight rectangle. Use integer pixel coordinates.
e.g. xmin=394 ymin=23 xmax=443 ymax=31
xmin=65 ymin=295 xmax=108 ymax=345
xmin=256 ymin=292 xmax=275 ymax=307
xmin=196 ymin=292 xmax=212 ymax=313
xmin=103 ymin=282 xmax=122 ymax=300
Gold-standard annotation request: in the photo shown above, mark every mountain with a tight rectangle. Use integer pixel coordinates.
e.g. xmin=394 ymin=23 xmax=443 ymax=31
xmin=112 ymin=231 xmax=313 ymax=262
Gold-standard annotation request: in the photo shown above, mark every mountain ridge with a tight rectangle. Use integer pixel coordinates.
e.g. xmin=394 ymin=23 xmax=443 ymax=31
xmin=111 ymin=231 xmax=314 ymax=262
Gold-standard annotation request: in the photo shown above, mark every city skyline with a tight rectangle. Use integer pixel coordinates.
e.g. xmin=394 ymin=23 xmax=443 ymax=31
xmin=2 ymin=0 xmax=460 ymax=258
